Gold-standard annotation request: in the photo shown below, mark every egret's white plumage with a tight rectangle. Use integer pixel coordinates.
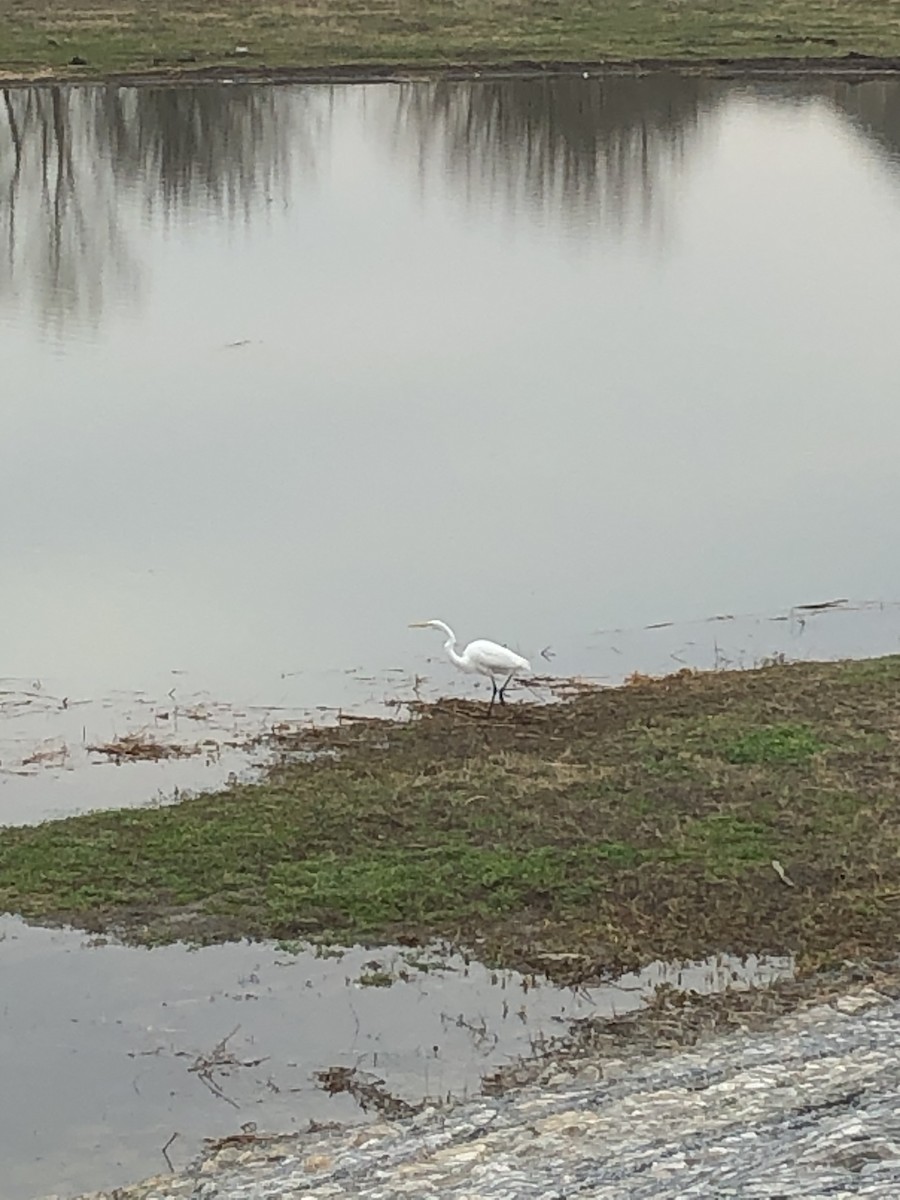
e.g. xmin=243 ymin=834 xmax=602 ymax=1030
xmin=410 ymin=619 xmax=531 ymax=709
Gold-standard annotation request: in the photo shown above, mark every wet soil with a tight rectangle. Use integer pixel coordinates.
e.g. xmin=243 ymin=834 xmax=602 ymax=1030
xmin=5 ymin=54 xmax=900 ymax=88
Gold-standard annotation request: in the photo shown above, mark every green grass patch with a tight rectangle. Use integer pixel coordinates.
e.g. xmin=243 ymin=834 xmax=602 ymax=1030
xmin=671 ymin=814 xmax=775 ymax=871
xmin=264 ymin=842 xmax=643 ymax=936
xmin=722 ymin=724 xmax=824 ymax=764
xmin=2 ymin=655 xmax=900 ymax=980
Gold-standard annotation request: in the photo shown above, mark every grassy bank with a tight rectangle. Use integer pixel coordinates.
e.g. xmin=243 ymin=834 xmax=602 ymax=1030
xmin=2 ymin=657 xmax=900 ymax=982
xmin=2 ymin=0 xmax=900 ymax=81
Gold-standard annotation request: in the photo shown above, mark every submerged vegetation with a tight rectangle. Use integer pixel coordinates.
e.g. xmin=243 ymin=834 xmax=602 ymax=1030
xmin=2 ymin=0 xmax=900 ymax=80
xmin=2 ymin=656 xmax=900 ymax=983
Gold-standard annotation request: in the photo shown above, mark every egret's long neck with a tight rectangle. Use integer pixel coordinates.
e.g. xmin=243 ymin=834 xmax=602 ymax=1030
xmin=433 ymin=622 xmax=465 ymax=669
xmin=444 ymin=637 xmax=466 ymax=670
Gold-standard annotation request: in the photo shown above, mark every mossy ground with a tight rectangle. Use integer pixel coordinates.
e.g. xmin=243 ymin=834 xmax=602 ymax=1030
xmin=2 ymin=656 xmax=900 ymax=984
xmin=2 ymin=0 xmax=900 ymax=81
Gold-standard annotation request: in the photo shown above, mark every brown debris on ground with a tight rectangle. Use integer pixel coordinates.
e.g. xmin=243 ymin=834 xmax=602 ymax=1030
xmin=86 ymin=732 xmax=210 ymax=762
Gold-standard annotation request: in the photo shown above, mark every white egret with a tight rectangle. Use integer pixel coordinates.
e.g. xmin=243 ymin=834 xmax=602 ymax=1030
xmin=409 ymin=619 xmax=531 ymax=710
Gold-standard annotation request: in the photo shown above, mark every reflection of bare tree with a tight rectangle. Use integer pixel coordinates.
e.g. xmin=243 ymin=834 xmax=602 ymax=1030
xmin=95 ymin=87 xmax=299 ymax=221
xmin=392 ymin=77 xmax=718 ymax=235
xmin=0 ymin=87 xmax=132 ymax=333
xmin=4 ymin=75 xmax=899 ymax=337
xmin=732 ymin=78 xmax=900 ymax=173
xmin=0 ymin=86 xmax=304 ymax=334
xmin=826 ymin=80 xmax=900 ymax=170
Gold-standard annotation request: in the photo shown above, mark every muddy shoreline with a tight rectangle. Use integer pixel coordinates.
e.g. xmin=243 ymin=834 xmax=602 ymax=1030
xmin=4 ymin=52 xmax=900 ymax=89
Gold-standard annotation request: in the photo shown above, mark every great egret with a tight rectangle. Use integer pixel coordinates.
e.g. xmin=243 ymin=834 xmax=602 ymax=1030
xmin=409 ymin=619 xmax=531 ymax=710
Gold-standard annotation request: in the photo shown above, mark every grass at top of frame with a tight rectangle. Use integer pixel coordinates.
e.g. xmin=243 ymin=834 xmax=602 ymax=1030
xmin=3 ymin=0 xmax=900 ymax=81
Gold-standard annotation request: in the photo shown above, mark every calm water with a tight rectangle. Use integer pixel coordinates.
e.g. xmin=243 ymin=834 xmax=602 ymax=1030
xmin=2 ymin=79 xmax=900 ymax=711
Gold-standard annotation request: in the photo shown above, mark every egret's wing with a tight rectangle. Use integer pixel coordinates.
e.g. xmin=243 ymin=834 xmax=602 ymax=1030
xmin=465 ymin=639 xmax=530 ymax=673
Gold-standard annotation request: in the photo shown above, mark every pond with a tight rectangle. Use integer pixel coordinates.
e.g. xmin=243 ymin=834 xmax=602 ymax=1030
xmin=0 ymin=73 xmax=898 ymax=1197
xmin=2 ymin=79 xmax=900 ymax=728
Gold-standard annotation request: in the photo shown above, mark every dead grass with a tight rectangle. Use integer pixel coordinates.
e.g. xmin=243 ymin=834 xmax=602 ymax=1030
xmin=87 ymin=732 xmax=207 ymax=762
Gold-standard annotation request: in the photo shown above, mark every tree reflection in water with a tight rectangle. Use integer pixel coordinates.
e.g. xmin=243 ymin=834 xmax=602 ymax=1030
xmin=0 ymin=85 xmax=304 ymax=335
xmin=826 ymin=79 xmax=900 ymax=169
xmin=392 ymin=74 xmax=900 ymax=234
xmin=391 ymin=76 xmax=718 ymax=236
xmin=2 ymin=77 xmax=899 ymax=336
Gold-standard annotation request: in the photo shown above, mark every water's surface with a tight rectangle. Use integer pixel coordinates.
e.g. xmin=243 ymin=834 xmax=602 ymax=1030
xmin=0 ymin=915 xmax=791 ymax=1199
xmin=2 ymin=80 xmax=900 ymax=735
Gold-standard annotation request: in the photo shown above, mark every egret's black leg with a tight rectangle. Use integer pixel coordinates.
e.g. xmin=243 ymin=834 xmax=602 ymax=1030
xmin=498 ymin=673 xmax=514 ymax=702
xmin=487 ymin=678 xmax=498 ymax=715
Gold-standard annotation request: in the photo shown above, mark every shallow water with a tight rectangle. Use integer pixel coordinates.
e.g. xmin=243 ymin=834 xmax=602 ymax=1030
xmin=0 ymin=915 xmax=791 ymax=1199
xmin=2 ymin=76 xmax=900 ymax=822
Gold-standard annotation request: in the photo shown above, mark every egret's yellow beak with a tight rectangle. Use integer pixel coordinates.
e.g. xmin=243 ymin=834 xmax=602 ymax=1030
xmin=408 ymin=621 xmax=429 ymax=628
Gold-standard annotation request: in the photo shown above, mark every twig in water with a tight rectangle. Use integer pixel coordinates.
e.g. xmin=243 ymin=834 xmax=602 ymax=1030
xmin=188 ymin=1025 xmax=244 ymax=1109
xmin=161 ymin=1131 xmax=178 ymax=1170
